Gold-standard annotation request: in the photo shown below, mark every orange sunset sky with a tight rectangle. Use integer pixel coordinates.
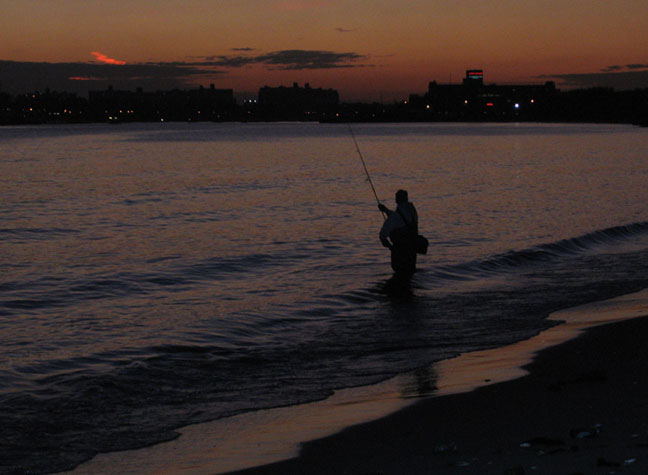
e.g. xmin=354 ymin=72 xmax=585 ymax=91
xmin=1 ymin=0 xmax=648 ymax=101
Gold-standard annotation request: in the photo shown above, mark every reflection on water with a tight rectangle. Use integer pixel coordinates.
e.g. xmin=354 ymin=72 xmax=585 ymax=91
xmin=73 ymin=288 xmax=648 ymax=474
xmin=375 ymin=273 xmax=416 ymax=301
xmin=2 ymin=122 xmax=648 ymax=473
xmin=400 ymin=365 xmax=437 ymax=399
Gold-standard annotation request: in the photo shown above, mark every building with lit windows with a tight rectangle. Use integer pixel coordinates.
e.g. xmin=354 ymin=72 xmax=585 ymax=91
xmin=410 ymin=70 xmax=557 ymax=121
xmin=257 ymin=82 xmax=339 ymax=120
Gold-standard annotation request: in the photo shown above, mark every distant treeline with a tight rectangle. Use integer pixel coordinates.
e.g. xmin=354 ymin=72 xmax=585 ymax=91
xmin=1 ymin=83 xmax=647 ymax=125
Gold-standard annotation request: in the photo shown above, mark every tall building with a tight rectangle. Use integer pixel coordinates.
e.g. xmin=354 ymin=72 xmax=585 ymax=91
xmin=412 ymin=70 xmax=557 ymax=120
xmin=463 ymin=69 xmax=484 ymax=88
xmin=88 ymin=84 xmax=234 ymax=121
xmin=258 ymin=82 xmax=339 ymax=119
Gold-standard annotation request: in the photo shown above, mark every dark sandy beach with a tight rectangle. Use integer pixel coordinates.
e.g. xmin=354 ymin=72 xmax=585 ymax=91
xmin=232 ymin=316 xmax=648 ymax=475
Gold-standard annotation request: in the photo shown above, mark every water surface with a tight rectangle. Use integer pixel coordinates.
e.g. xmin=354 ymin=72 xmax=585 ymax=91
xmin=1 ymin=122 xmax=648 ymax=473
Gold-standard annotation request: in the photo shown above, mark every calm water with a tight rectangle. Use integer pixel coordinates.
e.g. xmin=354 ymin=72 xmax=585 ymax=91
xmin=2 ymin=122 xmax=648 ymax=473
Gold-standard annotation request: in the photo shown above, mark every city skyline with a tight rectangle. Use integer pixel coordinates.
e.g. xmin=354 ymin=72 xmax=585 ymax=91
xmin=2 ymin=0 xmax=648 ymax=101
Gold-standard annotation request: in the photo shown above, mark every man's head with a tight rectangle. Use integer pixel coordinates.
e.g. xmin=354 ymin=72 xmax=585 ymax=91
xmin=395 ymin=189 xmax=408 ymax=204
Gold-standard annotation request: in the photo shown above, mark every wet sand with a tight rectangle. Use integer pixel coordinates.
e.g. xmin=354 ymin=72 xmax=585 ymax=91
xmin=71 ymin=290 xmax=648 ymax=474
xmin=235 ymin=296 xmax=648 ymax=474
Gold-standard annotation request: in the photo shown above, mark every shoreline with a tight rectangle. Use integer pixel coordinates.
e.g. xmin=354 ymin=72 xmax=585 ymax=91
xmin=70 ymin=289 xmax=648 ymax=474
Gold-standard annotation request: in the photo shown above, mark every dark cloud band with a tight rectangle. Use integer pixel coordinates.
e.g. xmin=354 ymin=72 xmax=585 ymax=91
xmin=195 ymin=49 xmax=368 ymax=69
xmin=0 ymin=49 xmax=368 ymax=93
xmin=601 ymin=63 xmax=648 ymax=73
xmin=539 ymin=69 xmax=648 ymax=89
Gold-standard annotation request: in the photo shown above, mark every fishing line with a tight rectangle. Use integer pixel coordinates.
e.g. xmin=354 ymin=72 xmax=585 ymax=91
xmin=349 ymin=126 xmax=386 ymax=219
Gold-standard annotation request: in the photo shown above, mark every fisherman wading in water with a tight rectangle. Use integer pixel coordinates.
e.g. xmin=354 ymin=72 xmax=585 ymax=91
xmin=378 ymin=189 xmax=419 ymax=276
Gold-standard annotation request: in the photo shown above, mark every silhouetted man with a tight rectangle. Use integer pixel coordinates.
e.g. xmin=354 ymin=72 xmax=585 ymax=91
xmin=378 ymin=189 xmax=419 ymax=276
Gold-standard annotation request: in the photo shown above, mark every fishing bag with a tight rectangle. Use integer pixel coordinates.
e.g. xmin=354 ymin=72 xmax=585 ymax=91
xmin=415 ymin=234 xmax=429 ymax=255
xmin=392 ymin=209 xmax=429 ymax=255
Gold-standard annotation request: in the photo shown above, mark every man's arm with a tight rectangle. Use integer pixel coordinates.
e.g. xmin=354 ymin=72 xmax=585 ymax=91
xmin=380 ymin=236 xmax=393 ymax=249
xmin=379 ymin=206 xmax=395 ymax=249
xmin=378 ymin=203 xmax=390 ymax=214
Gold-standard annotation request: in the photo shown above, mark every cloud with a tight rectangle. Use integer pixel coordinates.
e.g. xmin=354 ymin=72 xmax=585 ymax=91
xmin=625 ymin=63 xmax=648 ymax=70
xmin=193 ymin=56 xmax=258 ymax=68
xmin=91 ymin=51 xmax=126 ymax=65
xmin=155 ymin=49 xmax=369 ymax=70
xmin=254 ymin=50 xmax=367 ymax=69
xmin=601 ymin=63 xmax=648 ymax=73
xmin=539 ymin=68 xmax=648 ymax=90
xmin=601 ymin=65 xmax=623 ymax=73
xmin=273 ymin=0 xmax=340 ymax=11
xmin=0 ymin=49 xmax=369 ymax=94
xmin=198 ymin=49 xmax=368 ymax=70
xmin=0 ymin=59 xmax=223 ymax=94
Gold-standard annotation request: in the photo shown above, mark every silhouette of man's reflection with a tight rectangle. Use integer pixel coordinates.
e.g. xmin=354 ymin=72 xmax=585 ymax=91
xmin=400 ymin=365 xmax=437 ymax=399
xmin=379 ymin=273 xmax=415 ymax=301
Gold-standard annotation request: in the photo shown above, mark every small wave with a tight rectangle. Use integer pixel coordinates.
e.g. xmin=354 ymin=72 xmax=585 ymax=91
xmin=180 ymin=253 xmax=289 ymax=280
xmin=0 ymin=252 xmax=294 ymax=314
xmin=0 ymin=227 xmax=79 ymax=241
xmin=434 ymin=221 xmax=648 ymax=281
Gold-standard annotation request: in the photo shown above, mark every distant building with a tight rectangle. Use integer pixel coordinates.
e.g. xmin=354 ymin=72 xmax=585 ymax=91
xmin=2 ymin=71 xmax=646 ymax=125
xmin=88 ymin=84 xmax=235 ymax=122
xmin=410 ymin=70 xmax=557 ymax=121
xmin=463 ymin=69 xmax=484 ymax=87
xmin=258 ymin=82 xmax=339 ymax=120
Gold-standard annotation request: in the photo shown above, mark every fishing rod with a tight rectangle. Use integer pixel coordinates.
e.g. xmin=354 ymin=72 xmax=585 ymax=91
xmin=349 ymin=126 xmax=386 ymax=219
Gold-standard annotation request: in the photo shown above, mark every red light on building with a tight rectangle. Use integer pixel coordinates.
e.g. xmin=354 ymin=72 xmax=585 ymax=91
xmin=466 ymin=69 xmax=483 ymax=80
xmin=463 ymin=69 xmax=484 ymax=88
